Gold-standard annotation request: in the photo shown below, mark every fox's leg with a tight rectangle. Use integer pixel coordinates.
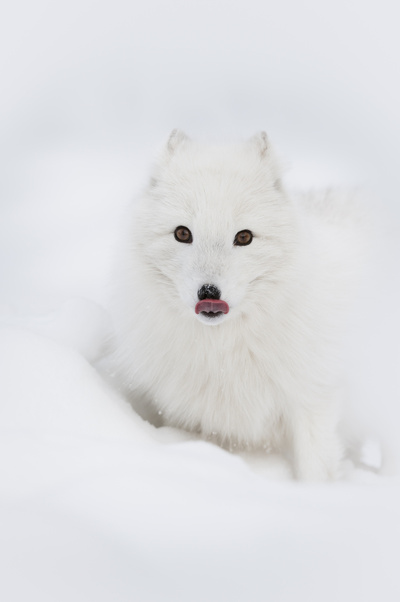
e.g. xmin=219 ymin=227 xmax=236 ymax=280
xmin=290 ymin=406 xmax=343 ymax=481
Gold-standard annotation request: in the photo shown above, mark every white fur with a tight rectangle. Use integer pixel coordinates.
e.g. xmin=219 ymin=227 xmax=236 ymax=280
xmin=112 ymin=132 xmax=363 ymax=481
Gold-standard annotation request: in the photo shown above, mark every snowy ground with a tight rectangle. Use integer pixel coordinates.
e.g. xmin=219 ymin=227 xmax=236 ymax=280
xmin=1 ymin=1 xmax=400 ymax=601
xmin=1 ymin=307 xmax=399 ymax=602
xmin=1 ymin=301 xmax=399 ymax=602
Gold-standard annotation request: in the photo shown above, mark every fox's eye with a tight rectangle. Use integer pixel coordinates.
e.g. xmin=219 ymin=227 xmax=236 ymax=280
xmin=234 ymin=230 xmax=253 ymax=246
xmin=174 ymin=226 xmax=193 ymax=243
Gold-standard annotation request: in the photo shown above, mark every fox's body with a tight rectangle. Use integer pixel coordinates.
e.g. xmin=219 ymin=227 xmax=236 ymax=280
xmin=113 ymin=131 xmax=361 ymax=480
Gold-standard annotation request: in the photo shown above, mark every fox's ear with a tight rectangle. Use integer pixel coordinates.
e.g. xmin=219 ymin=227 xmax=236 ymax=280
xmin=250 ymin=131 xmax=283 ymax=190
xmin=167 ymin=129 xmax=189 ymax=153
xmin=150 ymin=130 xmax=189 ymax=188
xmin=250 ymin=131 xmax=269 ymax=158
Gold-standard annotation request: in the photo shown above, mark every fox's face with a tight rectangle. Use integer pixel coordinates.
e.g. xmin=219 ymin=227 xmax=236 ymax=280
xmin=137 ymin=131 xmax=297 ymax=326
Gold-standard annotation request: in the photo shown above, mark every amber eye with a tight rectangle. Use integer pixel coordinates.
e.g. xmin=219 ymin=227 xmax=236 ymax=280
xmin=234 ymin=229 xmax=253 ymax=246
xmin=174 ymin=226 xmax=193 ymax=243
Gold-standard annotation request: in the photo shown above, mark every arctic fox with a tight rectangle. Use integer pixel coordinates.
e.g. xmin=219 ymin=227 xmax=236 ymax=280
xmin=113 ymin=130 xmax=362 ymax=481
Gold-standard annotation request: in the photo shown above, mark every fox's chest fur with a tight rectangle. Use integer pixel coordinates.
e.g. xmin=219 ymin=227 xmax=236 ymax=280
xmin=116 ymin=287 xmax=335 ymax=452
xmin=149 ymin=324 xmax=284 ymax=448
xmin=130 ymin=324 xmax=282 ymax=447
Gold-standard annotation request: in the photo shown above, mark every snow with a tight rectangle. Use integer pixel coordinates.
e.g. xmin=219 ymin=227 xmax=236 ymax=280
xmin=1 ymin=0 xmax=400 ymax=600
xmin=0 ymin=317 xmax=399 ymax=602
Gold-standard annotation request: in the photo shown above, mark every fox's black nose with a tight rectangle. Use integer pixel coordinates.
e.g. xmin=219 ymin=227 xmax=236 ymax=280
xmin=197 ymin=284 xmax=221 ymax=301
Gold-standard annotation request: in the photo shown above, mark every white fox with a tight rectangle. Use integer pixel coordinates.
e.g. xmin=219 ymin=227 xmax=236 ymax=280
xmin=112 ymin=130 xmax=363 ymax=480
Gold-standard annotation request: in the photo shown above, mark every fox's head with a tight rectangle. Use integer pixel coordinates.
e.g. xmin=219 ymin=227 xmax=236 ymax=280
xmin=135 ymin=131 xmax=298 ymax=326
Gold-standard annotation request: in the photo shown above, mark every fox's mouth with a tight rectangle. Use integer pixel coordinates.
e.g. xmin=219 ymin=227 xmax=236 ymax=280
xmin=195 ymin=299 xmax=229 ymax=317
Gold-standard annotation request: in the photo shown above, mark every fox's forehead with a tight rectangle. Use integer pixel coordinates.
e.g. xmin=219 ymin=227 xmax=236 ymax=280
xmin=146 ymin=136 xmax=286 ymax=233
xmin=165 ymin=145 xmax=272 ymax=184
xmin=157 ymin=160 xmax=277 ymax=215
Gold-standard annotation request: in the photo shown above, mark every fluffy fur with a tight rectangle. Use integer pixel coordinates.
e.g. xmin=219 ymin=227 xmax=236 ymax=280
xmin=112 ymin=131 xmax=363 ymax=481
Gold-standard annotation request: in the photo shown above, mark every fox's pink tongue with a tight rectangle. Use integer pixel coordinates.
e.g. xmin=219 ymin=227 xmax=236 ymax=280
xmin=195 ymin=299 xmax=229 ymax=314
